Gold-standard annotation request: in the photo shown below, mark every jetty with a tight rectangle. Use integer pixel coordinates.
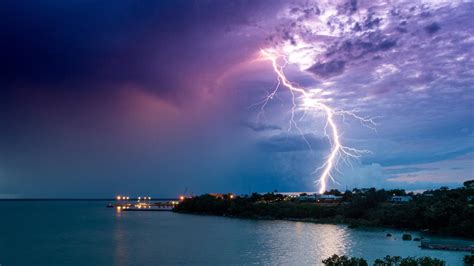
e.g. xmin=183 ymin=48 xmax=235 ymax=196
xmin=107 ymin=195 xmax=180 ymax=212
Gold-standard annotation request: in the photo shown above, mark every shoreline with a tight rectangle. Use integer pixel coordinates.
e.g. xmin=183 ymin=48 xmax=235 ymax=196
xmin=173 ymin=187 xmax=474 ymax=239
xmin=174 ymin=210 xmax=474 ymax=241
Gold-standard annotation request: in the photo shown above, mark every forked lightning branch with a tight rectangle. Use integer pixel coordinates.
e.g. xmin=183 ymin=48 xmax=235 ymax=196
xmin=259 ymin=49 xmax=377 ymax=194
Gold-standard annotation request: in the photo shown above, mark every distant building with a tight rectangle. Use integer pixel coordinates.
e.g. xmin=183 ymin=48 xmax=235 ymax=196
xmin=279 ymin=192 xmax=317 ymax=197
xmin=298 ymin=194 xmax=317 ymax=202
xmin=317 ymin=194 xmax=343 ymax=203
xmin=297 ymin=194 xmax=344 ymax=203
xmin=390 ymin=196 xmax=412 ymax=203
xmin=270 ymin=192 xmax=318 ymax=201
xmin=209 ymin=193 xmax=236 ymax=199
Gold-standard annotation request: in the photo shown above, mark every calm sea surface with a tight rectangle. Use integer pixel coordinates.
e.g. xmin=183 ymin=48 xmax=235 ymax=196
xmin=0 ymin=201 xmax=472 ymax=265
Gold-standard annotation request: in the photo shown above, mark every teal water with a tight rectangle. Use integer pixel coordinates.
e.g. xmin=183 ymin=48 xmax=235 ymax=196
xmin=0 ymin=201 xmax=472 ymax=265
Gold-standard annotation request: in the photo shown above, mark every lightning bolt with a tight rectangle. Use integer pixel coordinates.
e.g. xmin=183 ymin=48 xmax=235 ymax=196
xmin=259 ymin=49 xmax=376 ymax=194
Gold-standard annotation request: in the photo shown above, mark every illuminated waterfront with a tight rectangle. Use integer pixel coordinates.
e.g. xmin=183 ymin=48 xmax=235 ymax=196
xmin=0 ymin=201 xmax=471 ymax=265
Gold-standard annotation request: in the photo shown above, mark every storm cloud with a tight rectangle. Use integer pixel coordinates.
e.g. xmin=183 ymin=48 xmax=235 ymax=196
xmin=0 ymin=0 xmax=472 ymax=197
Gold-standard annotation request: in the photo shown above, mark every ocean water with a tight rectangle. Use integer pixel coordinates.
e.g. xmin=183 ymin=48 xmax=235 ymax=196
xmin=0 ymin=201 xmax=472 ymax=265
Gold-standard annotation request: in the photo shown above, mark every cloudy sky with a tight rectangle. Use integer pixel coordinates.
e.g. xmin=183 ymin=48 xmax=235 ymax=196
xmin=1 ymin=0 xmax=472 ymax=198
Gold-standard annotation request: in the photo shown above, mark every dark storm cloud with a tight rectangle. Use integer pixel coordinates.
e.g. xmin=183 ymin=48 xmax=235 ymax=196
xmin=306 ymin=32 xmax=398 ymax=78
xmin=337 ymin=0 xmax=358 ymax=15
xmin=370 ymin=147 xmax=474 ymax=167
xmin=1 ymin=0 xmax=473 ymax=196
xmin=244 ymin=121 xmax=281 ymax=132
xmin=383 ymin=167 xmax=437 ymax=175
xmin=274 ymin=1 xmax=469 ymax=81
xmin=0 ymin=0 xmax=279 ymax=102
xmin=0 ymin=0 xmax=292 ymax=197
xmin=257 ymin=133 xmax=327 ymax=153
xmin=424 ymin=22 xmax=440 ymax=34
xmin=307 ymin=60 xmax=345 ymax=79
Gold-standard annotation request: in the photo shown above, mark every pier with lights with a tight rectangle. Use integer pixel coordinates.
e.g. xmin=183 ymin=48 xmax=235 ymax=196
xmin=108 ymin=195 xmax=182 ymax=212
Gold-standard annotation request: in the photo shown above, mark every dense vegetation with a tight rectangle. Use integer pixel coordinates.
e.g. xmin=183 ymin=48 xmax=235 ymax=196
xmin=322 ymin=254 xmax=368 ymax=266
xmin=322 ymin=254 xmax=447 ymax=266
xmin=174 ymin=186 xmax=474 ymax=238
xmin=464 ymin=254 xmax=474 ymax=265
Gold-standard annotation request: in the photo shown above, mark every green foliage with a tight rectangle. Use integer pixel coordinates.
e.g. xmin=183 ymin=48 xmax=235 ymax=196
xmin=402 ymin=234 xmax=412 ymax=240
xmin=173 ymin=186 xmax=474 ymax=238
xmin=464 ymin=255 xmax=474 ymax=265
xmin=324 ymin=254 xmax=445 ymax=266
xmin=464 ymin=180 xmax=474 ymax=188
xmin=322 ymin=254 xmax=368 ymax=266
xmin=414 ymin=257 xmax=445 ymax=266
xmin=374 ymin=256 xmax=401 ymax=266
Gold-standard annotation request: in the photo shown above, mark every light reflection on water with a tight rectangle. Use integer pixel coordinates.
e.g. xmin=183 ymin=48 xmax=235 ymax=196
xmin=0 ymin=201 xmax=471 ymax=265
xmin=252 ymin=221 xmax=350 ymax=264
xmin=113 ymin=212 xmax=129 ymax=266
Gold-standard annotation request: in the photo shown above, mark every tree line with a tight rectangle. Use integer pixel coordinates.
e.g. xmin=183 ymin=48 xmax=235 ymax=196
xmin=173 ymin=185 xmax=474 ymax=238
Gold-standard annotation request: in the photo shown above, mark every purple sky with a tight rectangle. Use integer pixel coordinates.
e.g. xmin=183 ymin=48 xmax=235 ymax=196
xmin=0 ymin=0 xmax=473 ymax=198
